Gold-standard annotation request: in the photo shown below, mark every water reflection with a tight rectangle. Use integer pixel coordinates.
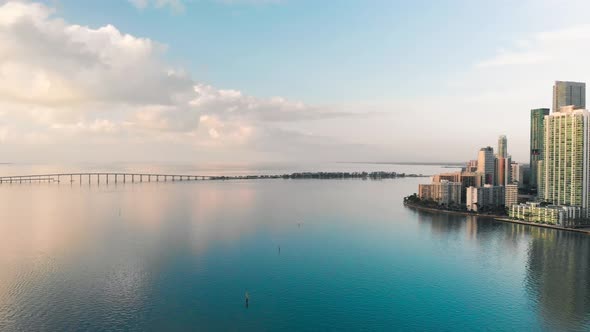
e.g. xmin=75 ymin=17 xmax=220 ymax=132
xmin=413 ymin=208 xmax=590 ymax=330
xmin=525 ymin=228 xmax=590 ymax=330
xmin=1 ymin=178 xmax=589 ymax=330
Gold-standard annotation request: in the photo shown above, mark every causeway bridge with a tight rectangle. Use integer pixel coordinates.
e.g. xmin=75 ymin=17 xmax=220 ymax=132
xmin=0 ymin=173 xmax=211 ymax=185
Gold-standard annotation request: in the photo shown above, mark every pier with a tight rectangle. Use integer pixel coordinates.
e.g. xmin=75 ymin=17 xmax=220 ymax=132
xmin=0 ymin=173 xmax=210 ymax=185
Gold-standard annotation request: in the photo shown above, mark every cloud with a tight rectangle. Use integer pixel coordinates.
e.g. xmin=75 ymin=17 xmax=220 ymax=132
xmin=0 ymin=1 xmax=377 ymax=163
xmin=476 ymin=24 xmax=590 ymax=68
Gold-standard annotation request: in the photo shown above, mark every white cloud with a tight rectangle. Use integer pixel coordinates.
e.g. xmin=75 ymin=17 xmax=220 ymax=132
xmin=0 ymin=1 xmax=374 ymax=163
xmin=476 ymin=24 xmax=590 ymax=68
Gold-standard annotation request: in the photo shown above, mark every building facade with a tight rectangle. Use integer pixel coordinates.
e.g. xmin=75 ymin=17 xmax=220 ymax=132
xmin=505 ymin=184 xmax=519 ymax=208
xmin=466 ymin=160 xmax=478 ymax=173
xmin=543 ymin=106 xmax=590 ymax=217
xmin=553 ymin=81 xmax=585 ymax=112
xmin=466 ymin=185 xmax=505 ymax=212
xmin=495 ymin=156 xmax=512 ymax=186
xmin=477 ymin=147 xmax=495 ymax=185
xmin=498 ymin=135 xmax=507 ymax=158
xmin=537 ymin=160 xmax=545 ymax=201
xmin=510 ymin=202 xmax=582 ymax=226
xmin=418 ymin=180 xmax=462 ymax=206
xmin=530 ymin=108 xmax=550 ymax=190
xmin=511 ymin=162 xmax=522 ymax=188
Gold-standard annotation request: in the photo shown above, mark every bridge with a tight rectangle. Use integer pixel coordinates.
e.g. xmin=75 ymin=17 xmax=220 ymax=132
xmin=0 ymin=173 xmax=212 ymax=185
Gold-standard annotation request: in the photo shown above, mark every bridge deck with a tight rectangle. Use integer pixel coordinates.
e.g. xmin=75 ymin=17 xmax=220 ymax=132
xmin=0 ymin=173 xmax=211 ymax=184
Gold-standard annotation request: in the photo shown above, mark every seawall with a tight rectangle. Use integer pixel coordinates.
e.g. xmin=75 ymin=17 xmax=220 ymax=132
xmin=404 ymin=202 xmax=590 ymax=236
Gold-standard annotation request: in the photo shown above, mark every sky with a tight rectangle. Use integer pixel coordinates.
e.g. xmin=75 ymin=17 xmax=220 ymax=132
xmin=2 ymin=0 xmax=590 ymax=164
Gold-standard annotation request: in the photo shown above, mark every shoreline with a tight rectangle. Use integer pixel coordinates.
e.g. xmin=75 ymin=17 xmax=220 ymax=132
xmin=403 ymin=202 xmax=505 ymax=219
xmin=404 ymin=202 xmax=590 ymax=235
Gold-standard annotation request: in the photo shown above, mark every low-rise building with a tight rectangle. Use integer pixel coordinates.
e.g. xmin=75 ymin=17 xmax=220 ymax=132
xmin=418 ymin=180 xmax=462 ymax=206
xmin=509 ymin=202 xmax=582 ymax=226
xmin=466 ymin=185 xmax=505 ymax=212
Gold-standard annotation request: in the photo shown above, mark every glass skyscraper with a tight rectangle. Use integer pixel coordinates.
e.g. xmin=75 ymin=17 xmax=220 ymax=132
xmin=498 ymin=135 xmax=507 ymax=158
xmin=530 ymin=108 xmax=549 ymax=191
xmin=553 ymin=81 xmax=585 ymax=112
xmin=477 ymin=147 xmax=495 ymax=185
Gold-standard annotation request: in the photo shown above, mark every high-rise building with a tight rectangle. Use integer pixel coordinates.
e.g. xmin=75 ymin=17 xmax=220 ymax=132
xmin=432 ymin=171 xmax=485 ymax=203
xmin=466 ymin=160 xmax=478 ymax=173
xmin=537 ymin=160 xmax=545 ymax=201
xmin=498 ymin=135 xmax=507 ymax=158
xmin=553 ymin=81 xmax=585 ymax=112
xmin=466 ymin=185 xmax=505 ymax=212
xmin=495 ymin=156 xmax=512 ymax=186
xmin=511 ymin=162 xmax=522 ymax=187
xmin=543 ymin=106 xmax=590 ymax=217
xmin=530 ymin=108 xmax=550 ymax=190
xmin=505 ymin=184 xmax=519 ymax=208
xmin=418 ymin=180 xmax=462 ymax=206
xmin=477 ymin=147 xmax=495 ymax=185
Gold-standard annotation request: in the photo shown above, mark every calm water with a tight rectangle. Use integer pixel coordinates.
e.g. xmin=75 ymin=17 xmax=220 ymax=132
xmin=0 ymin=164 xmax=589 ymax=331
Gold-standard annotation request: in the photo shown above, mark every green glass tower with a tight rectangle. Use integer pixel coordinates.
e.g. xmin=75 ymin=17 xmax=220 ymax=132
xmin=530 ymin=108 xmax=549 ymax=191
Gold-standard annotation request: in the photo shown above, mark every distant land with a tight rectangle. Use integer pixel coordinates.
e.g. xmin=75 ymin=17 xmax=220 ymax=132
xmin=342 ymin=161 xmax=465 ymax=167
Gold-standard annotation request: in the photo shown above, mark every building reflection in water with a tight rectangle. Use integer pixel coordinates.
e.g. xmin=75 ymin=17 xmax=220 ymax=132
xmin=413 ymin=208 xmax=590 ymax=330
xmin=525 ymin=228 xmax=590 ymax=330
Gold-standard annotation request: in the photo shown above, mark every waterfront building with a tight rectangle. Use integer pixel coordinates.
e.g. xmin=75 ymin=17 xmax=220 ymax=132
xmin=466 ymin=185 xmax=505 ymax=212
xmin=432 ymin=172 xmax=485 ymax=204
xmin=505 ymin=184 xmax=519 ymax=208
xmin=477 ymin=147 xmax=495 ymax=185
xmin=509 ymin=202 xmax=581 ymax=226
xmin=530 ymin=108 xmax=550 ymax=190
xmin=498 ymin=135 xmax=507 ymax=158
xmin=418 ymin=180 xmax=462 ymax=206
xmin=542 ymin=106 xmax=590 ymax=217
xmin=553 ymin=81 xmax=585 ymax=112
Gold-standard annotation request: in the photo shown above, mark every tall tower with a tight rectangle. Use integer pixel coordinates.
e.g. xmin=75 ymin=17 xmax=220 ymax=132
xmin=553 ymin=81 xmax=585 ymax=112
xmin=530 ymin=108 xmax=550 ymax=190
xmin=477 ymin=147 xmax=495 ymax=185
xmin=543 ymin=106 xmax=590 ymax=216
xmin=498 ymin=135 xmax=507 ymax=158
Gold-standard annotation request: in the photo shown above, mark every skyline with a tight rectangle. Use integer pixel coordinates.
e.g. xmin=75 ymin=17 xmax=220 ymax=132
xmin=4 ymin=1 xmax=590 ymax=163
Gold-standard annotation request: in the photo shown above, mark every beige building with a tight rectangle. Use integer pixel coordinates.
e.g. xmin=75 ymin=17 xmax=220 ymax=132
xmin=466 ymin=185 xmax=505 ymax=212
xmin=418 ymin=180 xmax=462 ymax=206
xmin=432 ymin=171 xmax=484 ymax=203
xmin=505 ymin=184 xmax=519 ymax=208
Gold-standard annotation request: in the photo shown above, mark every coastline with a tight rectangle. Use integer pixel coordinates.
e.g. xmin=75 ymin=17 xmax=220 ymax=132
xmin=404 ymin=202 xmax=590 ymax=236
xmin=403 ymin=202 xmax=505 ymax=219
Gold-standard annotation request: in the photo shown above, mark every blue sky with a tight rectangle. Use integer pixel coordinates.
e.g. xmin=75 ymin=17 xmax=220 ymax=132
xmin=2 ymin=0 xmax=590 ymax=163
xmin=51 ymin=0 xmax=553 ymax=102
